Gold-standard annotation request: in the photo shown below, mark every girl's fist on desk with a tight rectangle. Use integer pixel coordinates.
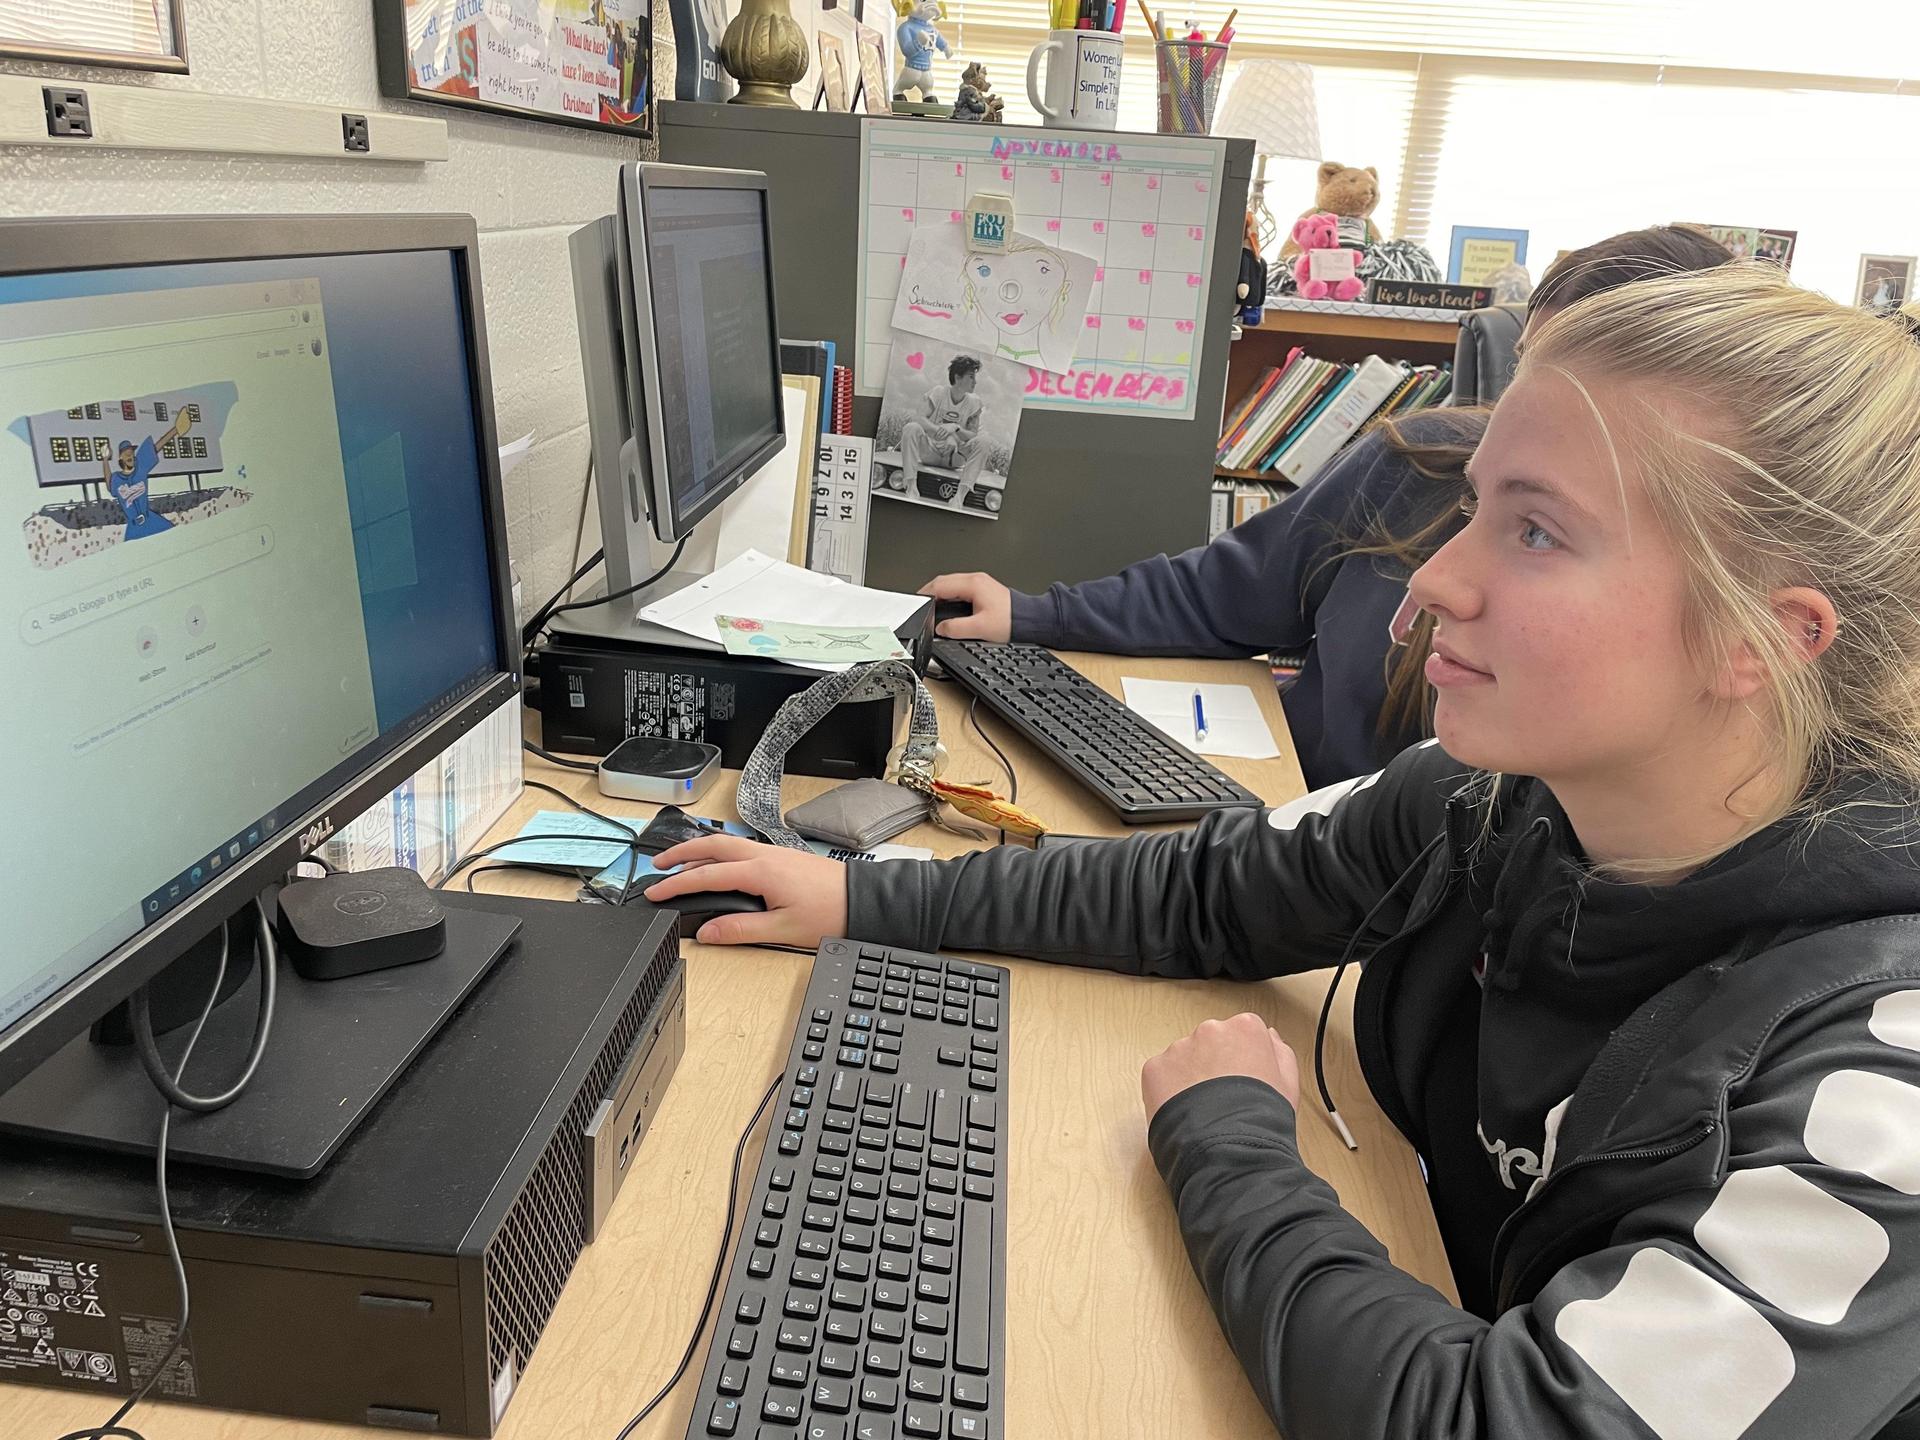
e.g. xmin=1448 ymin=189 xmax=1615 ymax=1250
xmin=1141 ymin=1013 xmax=1302 ymax=1123
xmin=644 ymin=835 xmax=847 ymax=948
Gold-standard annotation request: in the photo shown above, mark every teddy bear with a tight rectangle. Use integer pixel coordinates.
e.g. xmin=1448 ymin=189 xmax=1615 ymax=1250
xmin=1290 ymin=213 xmax=1365 ymax=301
xmin=1279 ymin=161 xmax=1382 ymax=261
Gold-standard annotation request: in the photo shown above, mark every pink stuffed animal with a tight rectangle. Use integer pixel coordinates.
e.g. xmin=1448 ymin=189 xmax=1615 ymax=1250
xmin=1290 ymin=213 xmax=1365 ymax=301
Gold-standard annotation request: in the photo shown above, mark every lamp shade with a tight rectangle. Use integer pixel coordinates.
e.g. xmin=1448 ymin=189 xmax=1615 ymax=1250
xmin=1215 ymin=60 xmax=1322 ymax=161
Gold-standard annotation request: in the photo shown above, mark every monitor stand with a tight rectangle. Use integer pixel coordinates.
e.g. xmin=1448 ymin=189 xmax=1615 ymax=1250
xmin=549 ymin=503 xmax=730 ymax=652
xmin=0 ymin=903 xmax=520 ymax=1179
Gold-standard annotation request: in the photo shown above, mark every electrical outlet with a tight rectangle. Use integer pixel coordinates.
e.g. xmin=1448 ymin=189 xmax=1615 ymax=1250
xmin=43 ymin=87 xmax=92 ymax=139
xmin=342 ymin=112 xmax=370 ymax=153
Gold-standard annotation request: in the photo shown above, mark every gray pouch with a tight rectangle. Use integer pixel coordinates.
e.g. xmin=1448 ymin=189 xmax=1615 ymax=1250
xmin=785 ymin=778 xmax=931 ymax=851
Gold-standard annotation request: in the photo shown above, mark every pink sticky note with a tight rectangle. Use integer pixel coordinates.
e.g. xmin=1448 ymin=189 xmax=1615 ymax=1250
xmin=1046 ymin=219 xmax=1061 ymax=232
xmin=1001 ymin=164 xmax=1014 ymax=181
xmin=1093 ymin=220 xmax=1106 ymax=234
xmin=1127 ymin=317 xmax=1147 ymax=332
xmin=1138 ymin=269 xmax=1152 ymax=284
xmin=1147 ymin=176 xmax=1160 ymax=191
xmin=1142 ymin=223 xmax=1157 ymax=238
xmin=1185 ymin=273 xmax=1201 ymax=287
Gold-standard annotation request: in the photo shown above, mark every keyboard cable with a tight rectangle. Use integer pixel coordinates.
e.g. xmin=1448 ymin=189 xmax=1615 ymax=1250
xmin=612 ymin=1070 xmax=783 ymax=1440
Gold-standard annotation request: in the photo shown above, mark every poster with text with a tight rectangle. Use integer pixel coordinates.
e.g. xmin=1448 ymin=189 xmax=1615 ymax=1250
xmin=380 ymin=0 xmax=654 ymax=136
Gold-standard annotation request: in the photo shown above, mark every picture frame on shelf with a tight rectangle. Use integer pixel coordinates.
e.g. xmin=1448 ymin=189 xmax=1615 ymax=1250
xmin=1 ymin=0 xmax=188 ymax=71
xmin=854 ymin=21 xmax=892 ymax=114
xmin=817 ymin=29 xmax=853 ymax=111
xmin=1447 ymin=226 xmax=1528 ymax=287
xmin=1856 ymin=254 xmax=1916 ymax=312
xmin=373 ymin=0 xmax=654 ymax=139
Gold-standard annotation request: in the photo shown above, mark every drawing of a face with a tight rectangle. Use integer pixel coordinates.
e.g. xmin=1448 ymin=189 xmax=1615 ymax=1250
xmin=966 ymin=245 xmax=1068 ymax=339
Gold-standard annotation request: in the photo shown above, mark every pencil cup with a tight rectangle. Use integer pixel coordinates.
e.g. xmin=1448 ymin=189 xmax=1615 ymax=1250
xmin=1155 ymin=39 xmax=1224 ymax=134
xmin=1027 ymin=29 xmax=1124 ymax=131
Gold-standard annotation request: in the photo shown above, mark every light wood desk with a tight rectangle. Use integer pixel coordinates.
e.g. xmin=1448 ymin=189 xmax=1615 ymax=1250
xmin=2 ymin=653 xmax=1453 ymax=1440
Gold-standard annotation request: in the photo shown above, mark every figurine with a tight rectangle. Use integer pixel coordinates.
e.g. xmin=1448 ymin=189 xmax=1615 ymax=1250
xmin=893 ymin=0 xmax=951 ymax=101
xmin=950 ymin=61 xmax=1002 ymax=122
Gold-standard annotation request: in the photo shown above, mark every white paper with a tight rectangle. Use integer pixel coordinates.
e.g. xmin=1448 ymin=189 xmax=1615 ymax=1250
xmin=891 ymin=224 xmax=1096 ymax=377
xmin=715 ymin=382 xmax=815 ymax=568
xmin=639 ymin=548 xmax=924 ymax=671
xmin=856 ymin=120 xmax=1226 ymax=420
xmin=1120 ymin=678 xmax=1280 ymax=760
xmin=497 ymin=430 xmax=535 ymax=478
xmin=810 ymin=434 xmax=873 ymax=585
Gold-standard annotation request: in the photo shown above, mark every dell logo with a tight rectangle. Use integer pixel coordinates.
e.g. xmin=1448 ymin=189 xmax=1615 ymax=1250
xmin=298 ymin=816 xmax=335 ymax=854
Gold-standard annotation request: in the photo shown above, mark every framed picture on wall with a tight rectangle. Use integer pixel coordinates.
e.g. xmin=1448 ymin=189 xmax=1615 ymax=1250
xmin=1 ymin=0 xmax=188 ymax=71
xmin=1447 ymin=227 xmax=1529 ymax=287
xmin=1856 ymin=254 xmax=1915 ymax=312
xmin=373 ymin=0 xmax=654 ymax=139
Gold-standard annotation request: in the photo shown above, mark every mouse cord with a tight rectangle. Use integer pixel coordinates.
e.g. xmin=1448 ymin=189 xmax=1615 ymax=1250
xmin=612 ymin=1069 xmax=784 ymax=1440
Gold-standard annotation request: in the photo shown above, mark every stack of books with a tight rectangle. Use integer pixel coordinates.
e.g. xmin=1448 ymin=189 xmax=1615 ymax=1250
xmin=1209 ymin=350 xmax=1452 ymax=538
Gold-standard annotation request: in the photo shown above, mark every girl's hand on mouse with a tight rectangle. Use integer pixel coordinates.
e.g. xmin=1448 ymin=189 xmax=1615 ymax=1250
xmin=919 ymin=572 xmax=1012 ymax=641
xmin=645 ymin=835 xmax=848 ymax=947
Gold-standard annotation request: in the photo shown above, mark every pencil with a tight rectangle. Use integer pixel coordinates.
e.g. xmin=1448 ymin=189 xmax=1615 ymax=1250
xmin=1216 ymin=6 xmax=1236 ymax=40
xmin=1141 ymin=1 xmax=1161 ymax=39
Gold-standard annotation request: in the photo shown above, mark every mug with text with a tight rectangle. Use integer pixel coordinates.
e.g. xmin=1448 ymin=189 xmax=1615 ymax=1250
xmin=1026 ymin=29 xmax=1123 ymax=131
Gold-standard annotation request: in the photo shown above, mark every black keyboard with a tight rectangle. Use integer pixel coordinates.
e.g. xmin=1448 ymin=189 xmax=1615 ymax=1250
xmin=933 ymin=638 xmax=1264 ymax=824
xmin=684 ymin=941 xmax=1007 ymax=1440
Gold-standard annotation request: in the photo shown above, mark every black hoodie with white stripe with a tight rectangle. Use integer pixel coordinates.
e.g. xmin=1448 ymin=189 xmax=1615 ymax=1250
xmin=845 ymin=740 xmax=1920 ymax=1439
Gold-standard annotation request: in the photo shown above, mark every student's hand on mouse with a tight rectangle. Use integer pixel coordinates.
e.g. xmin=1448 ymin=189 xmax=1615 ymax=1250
xmin=643 ymin=835 xmax=847 ymax=947
xmin=920 ymin=572 xmax=1012 ymax=641
xmin=1140 ymin=1013 xmax=1301 ymax=1124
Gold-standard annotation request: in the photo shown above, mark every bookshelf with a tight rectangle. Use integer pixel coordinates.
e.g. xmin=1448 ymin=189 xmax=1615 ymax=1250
xmin=1210 ymin=303 xmax=1462 ymax=537
xmin=1222 ymin=308 xmax=1461 ymax=455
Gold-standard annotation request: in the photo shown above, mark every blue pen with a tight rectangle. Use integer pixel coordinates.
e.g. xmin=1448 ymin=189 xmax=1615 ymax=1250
xmin=1192 ymin=688 xmax=1208 ymax=744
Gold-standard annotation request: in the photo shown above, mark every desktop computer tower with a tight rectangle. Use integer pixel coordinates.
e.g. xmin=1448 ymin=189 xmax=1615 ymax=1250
xmin=533 ymin=602 xmax=934 ymax=773
xmin=0 ymin=894 xmax=683 ymax=1436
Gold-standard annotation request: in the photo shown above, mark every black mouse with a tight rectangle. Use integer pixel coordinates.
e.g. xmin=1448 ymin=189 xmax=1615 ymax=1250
xmin=647 ymin=889 xmax=767 ymax=929
xmin=934 ymin=599 xmax=973 ymax=629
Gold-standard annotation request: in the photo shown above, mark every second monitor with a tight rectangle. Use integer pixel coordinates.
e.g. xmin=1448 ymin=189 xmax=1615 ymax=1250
xmin=572 ymin=162 xmax=785 ymax=615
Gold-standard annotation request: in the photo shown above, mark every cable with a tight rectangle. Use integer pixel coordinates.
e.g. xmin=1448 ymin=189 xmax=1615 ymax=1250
xmin=523 ymin=740 xmax=600 ymax=773
xmin=130 ymin=906 xmax=277 ymax=1113
xmin=57 ymin=907 xmax=275 ymax=1440
xmin=519 ymin=546 xmax=607 ymax=650
xmin=1310 ymin=832 xmax=1445 ymax=1151
xmin=612 ymin=1071 xmax=784 ymax=1440
xmin=966 ymin=695 xmax=1021 ymax=846
xmin=542 ymin=536 xmax=688 ymax=630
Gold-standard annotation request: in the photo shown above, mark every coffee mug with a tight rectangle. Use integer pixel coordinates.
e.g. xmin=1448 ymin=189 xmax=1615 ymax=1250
xmin=1026 ymin=29 xmax=1123 ymax=131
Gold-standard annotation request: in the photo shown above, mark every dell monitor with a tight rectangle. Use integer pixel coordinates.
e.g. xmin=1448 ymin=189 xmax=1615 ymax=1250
xmin=571 ymin=162 xmax=785 ymax=614
xmin=0 ymin=214 xmax=518 ymax=1099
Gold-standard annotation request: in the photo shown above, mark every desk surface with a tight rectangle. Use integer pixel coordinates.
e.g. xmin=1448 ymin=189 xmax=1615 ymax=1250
xmin=2 ymin=653 xmax=1453 ymax=1440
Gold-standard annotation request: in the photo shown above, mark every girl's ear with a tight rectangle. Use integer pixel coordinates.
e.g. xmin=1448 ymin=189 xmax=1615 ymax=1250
xmin=1712 ymin=585 xmax=1839 ymax=701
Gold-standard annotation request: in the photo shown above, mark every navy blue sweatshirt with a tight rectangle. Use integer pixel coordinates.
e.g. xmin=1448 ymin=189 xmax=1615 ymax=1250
xmin=1008 ymin=409 xmax=1481 ymax=790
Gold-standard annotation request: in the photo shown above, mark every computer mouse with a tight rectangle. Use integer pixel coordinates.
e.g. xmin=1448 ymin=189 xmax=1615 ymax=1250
xmin=934 ymin=599 xmax=973 ymax=629
xmin=648 ymin=889 xmax=768 ymax=929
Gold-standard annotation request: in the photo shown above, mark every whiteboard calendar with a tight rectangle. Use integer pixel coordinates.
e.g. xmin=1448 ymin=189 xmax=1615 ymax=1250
xmin=858 ymin=121 xmax=1227 ymax=422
